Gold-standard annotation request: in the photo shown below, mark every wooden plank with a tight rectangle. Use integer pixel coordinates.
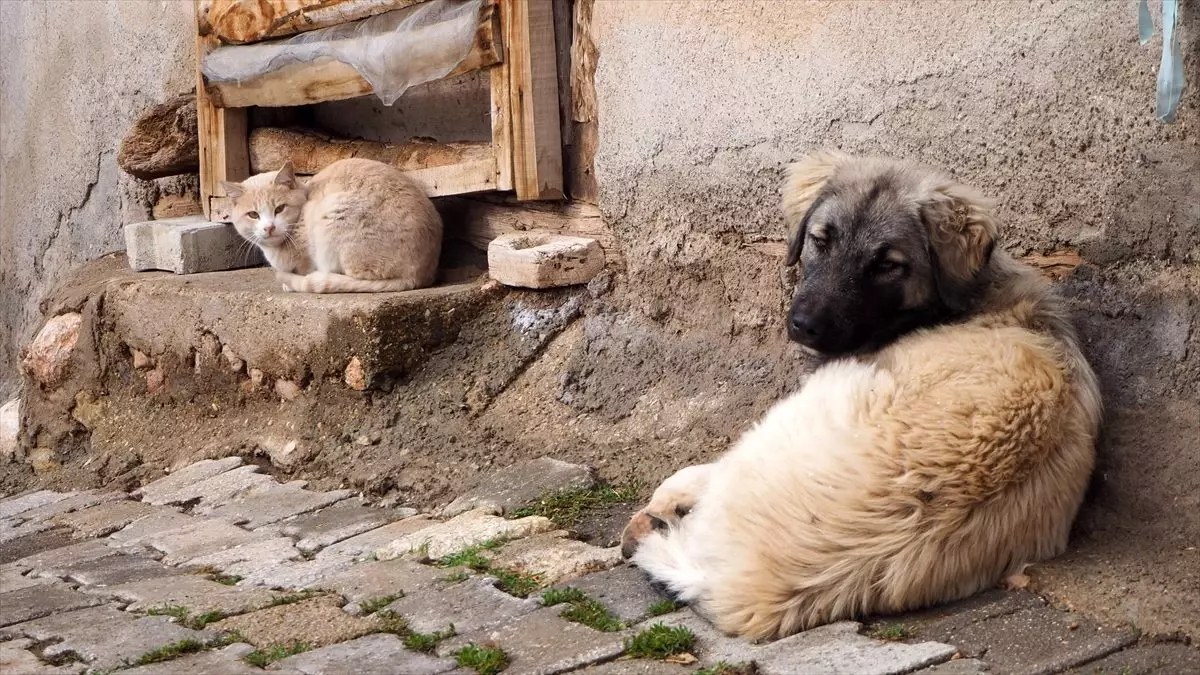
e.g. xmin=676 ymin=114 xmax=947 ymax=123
xmin=439 ymin=196 xmax=616 ymax=260
xmin=506 ymin=0 xmax=564 ymax=200
xmin=201 ymin=0 xmax=422 ymax=44
xmin=195 ymin=1 xmax=250 ymax=221
xmin=205 ymin=0 xmax=502 ymax=108
xmin=489 ymin=32 xmax=515 ymax=192
xmin=249 ymin=127 xmax=492 ymax=174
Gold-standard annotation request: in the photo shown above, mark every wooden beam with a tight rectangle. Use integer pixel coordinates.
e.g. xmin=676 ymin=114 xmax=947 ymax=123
xmin=201 ymin=0 xmax=422 ymax=44
xmin=505 ymin=0 xmax=564 ymax=200
xmin=205 ymin=0 xmax=502 ymax=108
xmin=249 ymin=127 xmax=492 ymax=174
xmin=439 ymin=196 xmax=616 ymax=261
xmin=195 ymin=1 xmax=250 ymax=220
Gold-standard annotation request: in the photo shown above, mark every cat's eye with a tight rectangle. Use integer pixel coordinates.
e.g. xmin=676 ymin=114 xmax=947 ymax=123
xmin=247 ymin=211 xmax=260 ymax=220
xmin=274 ymin=205 xmax=285 ymax=215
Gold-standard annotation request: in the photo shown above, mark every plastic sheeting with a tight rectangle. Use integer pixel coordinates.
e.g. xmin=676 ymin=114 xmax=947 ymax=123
xmin=1138 ymin=0 xmax=1184 ymax=123
xmin=202 ymin=0 xmax=485 ymax=106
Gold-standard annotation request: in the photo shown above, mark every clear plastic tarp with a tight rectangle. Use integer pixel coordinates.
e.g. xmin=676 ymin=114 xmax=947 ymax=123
xmin=202 ymin=0 xmax=485 ymax=106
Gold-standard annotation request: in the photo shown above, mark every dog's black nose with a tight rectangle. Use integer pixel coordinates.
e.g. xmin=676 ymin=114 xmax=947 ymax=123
xmin=788 ymin=314 xmax=819 ymax=342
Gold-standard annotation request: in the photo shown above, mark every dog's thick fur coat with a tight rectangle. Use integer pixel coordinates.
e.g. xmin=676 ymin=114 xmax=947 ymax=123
xmin=623 ymin=152 xmax=1102 ymax=641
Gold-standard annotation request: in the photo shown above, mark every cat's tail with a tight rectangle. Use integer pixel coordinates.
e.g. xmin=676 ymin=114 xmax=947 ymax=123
xmin=278 ymin=271 xmax=422 ymax=294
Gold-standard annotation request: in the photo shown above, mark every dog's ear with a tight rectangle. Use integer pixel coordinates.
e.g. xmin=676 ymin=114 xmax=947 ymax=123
xmin=781 ymin=150 xmax=846 ymax=266
xmin=920 ymin=181 xmax=997 ymax=312
xmin=274 ymin=160 xmax=297 ymax=188
xmin=219 ymin=180 xmax=245 ymax=199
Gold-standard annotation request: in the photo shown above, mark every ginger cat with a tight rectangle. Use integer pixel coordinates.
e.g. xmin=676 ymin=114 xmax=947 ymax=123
xmin=222 ymin=158 xmax=442 ymax=293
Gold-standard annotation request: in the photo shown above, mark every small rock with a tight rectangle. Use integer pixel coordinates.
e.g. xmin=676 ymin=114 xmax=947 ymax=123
xmin=275 ymin=379 xmax=302 ymax=401
xmin=117 ymin=92 xmax=199 ymax=180
xmin=260 ymin=438 xmax=308 ymax=470
xmin=71 ymin=391 xmax=105 ymax=430
xmin=0 ymin=399 xmax=19 ymax=459
xmin=249 ymin=368 xmax=265 ymax=387
xmin=130 ymin=348 xmax=152 ymax=370
xmin=587 ymin=269 xmax=613 ymax=298
xmin=21 ymin=314 xmax=82 ymax=388
xmin=29 ymin=448 xmax=59 ymax=474
xmin=488 ymin=233 xmax=605 ymax=289
xmin=441 ymin=457 xmax=596 ymax=518
xmin=221 ymin=345 xmax=244 ymax=373
xmin=145 ymin=368 xmax=166 ymax=393
xmin=344 ymin=357 xmax=367 ymax=391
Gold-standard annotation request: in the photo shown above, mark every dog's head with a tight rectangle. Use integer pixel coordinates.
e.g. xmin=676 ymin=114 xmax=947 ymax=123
xmin=781 ymin=151 xmax=998 ymax=356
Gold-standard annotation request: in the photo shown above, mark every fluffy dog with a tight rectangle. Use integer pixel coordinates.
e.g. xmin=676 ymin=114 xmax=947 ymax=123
xmin=621 ymin=151 xmax=1102 ymax=641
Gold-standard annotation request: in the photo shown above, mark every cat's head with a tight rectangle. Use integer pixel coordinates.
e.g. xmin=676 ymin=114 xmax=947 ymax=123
xmin=220 ymin=161 xmax=306 ymax=248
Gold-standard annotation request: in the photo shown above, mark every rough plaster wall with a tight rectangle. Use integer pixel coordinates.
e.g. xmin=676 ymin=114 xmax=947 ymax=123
xmin=0 ymin=0 xmax=195 ymax=398
xmin=589 ymin=0 xmax=1198 ymax=586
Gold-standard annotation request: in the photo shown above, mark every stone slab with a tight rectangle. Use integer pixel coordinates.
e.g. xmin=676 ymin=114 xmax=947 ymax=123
xmin=100 ymin=574 xmax=279 ymax=614
xmin=322 ymin=516 xmax=437 ymax=561
xmin=53 ymin=500 xmax=161 ymax=538
xmin=242 ymin=556 xmax=354 ymax=591
xmin=106 ymin=510 xmax=198 ymax=546
xmin=184 ymin=537 xmax=302 ymax=581
xmin=119 ymin=642 xmax=261 ymax=675
xmin=914 ymin=658 xmax=991 ymax=674
xmin=7 ymin=492 xmax=126 ymax=526
xmin=388 ymin=576 xmax=539 ymax=638
xmin=0 ymin=491 xmax=76 ymax=520
xmin=0 ymin=603 xmax=215 ymax=672
xmin=488 ymin=534 xmax=623 ymax=586
xmin=318 ymin=558 xmax=447 ymax=604
xmin=646 ymin=609 xmax=958 ymax=675
xmin=279 ymin=502 xmax=405 ymax=553
xmin=441 ymin=457 xmax=596 ymax=517
xmin=0 ymin=519 xmax=55 ymax=545
xmin=211 ymin=595 xmax=380 ymax=648
xmin=140 ymin=518 xmax=260 ymax=565
xmin=60 ymin=552 xmax=184 ymax=588
xmin=0 ymin=638 xmax=83 ymax=675
xmin=576 ymin=661 xmax=693 ymax=674
xmin=134 ymin=457 xmax=246 ymax=503
xmin=13 ymin=539 xmax=125 ymax=574
xmin=0 ymin=529 xmax=76 ymax=566
xmin=546 ymin=564 xmax=669 ymax=624
xmin=377 ymin=510 xmax=555 ymax=561
xmin=445 ymin=606 xmax=628 ymax=674
xmin=1071 ymin=643 xmax=1200 ymax=674
xmin=0 ymin=565 xmax=55 ymax=593
xmin=0 ymin=584 xmax=106 ymax=628
xmin=125 ymin=216 xmax=264 ymax=275
xmin=149 ymin=465 xmax=277 ymax=512
xmin=207 ymin=486 xmax=354 ymax=529
xmin=488 ymin=233 xmax=605 ymax=289
xmin=269 ymin=633 xmax=459 ymax=675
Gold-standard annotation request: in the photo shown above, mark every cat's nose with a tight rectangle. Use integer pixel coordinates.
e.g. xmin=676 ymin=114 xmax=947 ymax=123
xmin=263 ymin=224 xmax=276 ymax=236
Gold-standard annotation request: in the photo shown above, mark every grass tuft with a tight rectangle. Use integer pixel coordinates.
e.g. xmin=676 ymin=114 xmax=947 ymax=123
xmin=624 ymin=623 xmax=696 ymax=659
xmin=511 ymin=483 xmax=641 ymax=529
xmin=491 ymin=568 xmax=543 ymax=598
xmin=267 ymin=590 xmax=319 ymax=607
xmin=404 ymin=625 xmax=457 ymax=653
xmin=646 ymin=599 xmax=683 ymax=617
xmin=144 ymin=605 xmax=225 ymax=630
xmin=541 ymin=587 xmax=623 ymax=631
xmin=129 ymin=639 xmax=205 ymax=666
xmin=440 ymin=570 xmax=470 ymax=585
xmin=375 ymin=610 xmax=410 ymax=635
xmin=540 ymin=587 xmax=588 ymax=607
xmin=869 ymin=623 xmax=909 ymax=641
xmin=455 ymin=643 xmax=509 ymax=675
xmin=436 ymin=540 xmax=542 ymax=598
xmin=243 ymin=641 xmax=310 ymax=667
xmin=209 ymin=572 xmax=243 ymax=586
xmin=359 ymin=593 xmax=402 ymax=615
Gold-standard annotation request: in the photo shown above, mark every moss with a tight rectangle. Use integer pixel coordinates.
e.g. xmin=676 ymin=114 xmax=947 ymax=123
xmin=404 ymin=625 xmax=457 ymax=653
xmin=540 ymin=587 xmax=588 ymax=607
xmin=541 ymin=587 xmax=623 ymax=631
xmin=129 ymin=639 xmax=205 ymax=666
xmin=511 ymin=483 xmax=641 ymax=529
xmin=455 ymin=643 xmax=509 ymax=675
xmin=869 ymin=623 xmax=909 ymax=641
xmin=624 ymin=623 xmax=696 ymax=659
xmin=646 ymin=599 xmax=683 ymax=617
xmin=359 ymin=593 xmax=402 ymax=615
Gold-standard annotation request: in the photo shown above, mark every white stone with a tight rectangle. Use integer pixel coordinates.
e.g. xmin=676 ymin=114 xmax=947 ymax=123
xmin=486 ymin=534 xmax=623 ymax=585
xmin=0 ymin=399 xmax=19 ymax=459
xmin=124 ymin=215 xmax=264 ymax=275
xmin=488 ymin=233 xmax=605 ymax=289
xmin=376 ymin=508 xmax=555 ymax=561
xmin=21 ymin=314 xmax=82 ymax=388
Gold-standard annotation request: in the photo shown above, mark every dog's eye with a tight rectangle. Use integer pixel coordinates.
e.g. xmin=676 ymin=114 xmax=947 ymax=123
xmin=247 ymin=211 xmax=260 ymax=220
xmin=808 ymin=234 xmax=829 ymax=250
xmin=274 ymin=205 xmax=285 ymax=215
xmin=874 ymin=259 xmax=905 ymax=276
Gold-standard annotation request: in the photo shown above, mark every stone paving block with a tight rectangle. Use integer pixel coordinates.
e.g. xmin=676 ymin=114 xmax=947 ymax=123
xmin=13 ymin=539 xmax=124 ymax=574
xmin=7 ymin=492 xmax=126 ymax=526
xmin=645 ymin=609 xmax=958 ymax=675
xmin=52 ymin=500 xmax=161 ymax=538
xmin=546 ymin=565 xmax=669 ymax=624
xmin=106 ymin=510 xmax=198 ymax=546
xmin=211 ymin=595 xmax=380 ymax=648
xmin=318 ymin=558 xmax=447 ymax=604
xmin=444 ymin=606 xmax=628 ymax=674
xmin=207 ymin=485 xmax=354 ymax=529
xmin=119 ymin=642 xmax=261 ymax=675
xmin=134 ymin=457 xmax=245 ymax=504
xmin=323 ymin=516 xmax=437 ymax=561
xmin=99 ymin=574 xmax=279 ymax=614
xmin=914 ymin=658 xmax=991 ymax=674
xmin=0 ymin=491 xmax=76 ymax=520
xmin=488 ymin=233 xmax=605 ymax=289
xmin=268 ymin=633 xmax=459 ymax=675
xmin=0 ymin=519 xmax=55 ymax=545
xmin=487 ymin=534 xmax=623 ymax=586
xmin=0 ymin=638 xmax=84 ymax=674
xmin=378 ymin=509 xmax=555 ymax=561
xmin=0 ymin=528 xmax=76 ymax=566
xmin=0 ymin=585 xmax=106 ymax=628
xmin=184 ymin=537 xmax=301 ymax=579
xmin=125 ymin=216 xmax=264 ymax=275
xmin=388 ymin=576 xmax=539 ymax=637
xmin=60 ymin=552 xmax=185 ymax=587
xmin=1069 ymin=643 xmax=1200 ymax=674
xmin=244 ymin=556 xmax=355 ymax=590
xmin=0 ymin=564 xmax=55 ymax=593
xmin=279 ymin=502 xmax=406 ymax=553
xmin=575 ymin=660 xmax=693 ymax=674
xmin=441 ymin=457 xmax=596 ymax=517
xmin=140 ymin=518 xmax=260 ymax=565
xmin=1 ymin=603 xmax=215 ymax=672
xmin=148 ymin=465 xmax=278 ymax=512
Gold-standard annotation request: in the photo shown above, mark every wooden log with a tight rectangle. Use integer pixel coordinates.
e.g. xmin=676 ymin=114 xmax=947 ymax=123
xmin=249 ymin=127 xmax=492 ymax=174
xmin=504 ymin=0 xmax=564 ymax=200
xmin=205 ymin=0 xmax=502 ymax=108
xmin=438 ymin=196 xmax=617 ymax=262
xmin=201 ymin=0 xmax=422 ymax=44
xmin=196 ymin=1 xmax=250 ymax=220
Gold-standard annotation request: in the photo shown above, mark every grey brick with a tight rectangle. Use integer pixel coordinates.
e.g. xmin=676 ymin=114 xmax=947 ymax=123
xmin=269 ymin=633 xmax=459 ymax=675
xmin=441 ymin=457 xmax=595 ymax=517
xmin=546 ymin=565 xmax=669 ymax=624
xmin=0 ymin=585 xmax=106 ymax=628
xmin=444 ymin=606 xmax=628 ymax=674
xmin=386 ymin=576 xmax=539 ymax=637
xmin=125 ymin=216 xmax=264 ymax=275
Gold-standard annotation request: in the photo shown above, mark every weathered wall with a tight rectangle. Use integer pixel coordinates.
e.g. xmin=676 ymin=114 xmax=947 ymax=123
xmin=0 ymin=0 xmax=196 ymax=398
xmin=588 ymin=0 xmax=1199 ymax=633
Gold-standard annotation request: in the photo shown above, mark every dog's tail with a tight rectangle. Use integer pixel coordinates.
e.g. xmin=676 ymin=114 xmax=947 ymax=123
xmin=631 ymin=527 xmax=708 ymax=603
xmin=279 ymin=271 xmax=421 ymax=294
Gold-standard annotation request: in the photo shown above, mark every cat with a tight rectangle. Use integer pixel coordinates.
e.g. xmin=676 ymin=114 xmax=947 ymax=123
xmin=221 ymin=158 xmax=442 ymax=293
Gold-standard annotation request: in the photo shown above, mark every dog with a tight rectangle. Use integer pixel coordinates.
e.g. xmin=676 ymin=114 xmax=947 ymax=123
xmin=620 ymin=151 xmax=1102 ymax=641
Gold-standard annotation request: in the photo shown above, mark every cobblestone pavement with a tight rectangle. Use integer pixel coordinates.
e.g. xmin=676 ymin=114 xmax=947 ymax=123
xmin=0 ymin=457 xmax=1193 ymax=675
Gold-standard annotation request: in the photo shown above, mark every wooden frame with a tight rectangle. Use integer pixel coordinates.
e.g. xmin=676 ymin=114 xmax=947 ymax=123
xmin=196 ymin=0 xmax=564 ymax=221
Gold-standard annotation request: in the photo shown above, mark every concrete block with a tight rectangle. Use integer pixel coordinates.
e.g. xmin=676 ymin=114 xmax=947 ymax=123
xmin=485 ymin=534 xmax=623 ymax=586
xmin=270 ymin=633 xmax=458 ymax=675
xmin=376 ymin=509 xmax=554 ymax=562
xmin=124 ymin=216 xmax=264 ymax=275
xmin=441 ymin=456 xmax=595 ymax=518
xmin=488 ymin=233 xmax=605 ymax=289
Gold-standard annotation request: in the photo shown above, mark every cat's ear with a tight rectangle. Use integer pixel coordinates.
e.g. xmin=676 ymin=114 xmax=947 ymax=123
xmin=220 ymin=180 xmax=246 ymax=199
xmin=274 ymin=160 xmax=297 ymax=188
